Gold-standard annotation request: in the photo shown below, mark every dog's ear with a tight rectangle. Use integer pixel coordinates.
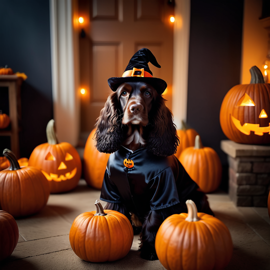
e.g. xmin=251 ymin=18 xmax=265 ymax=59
xmin=95 ymin=92 xmax=125 ymax=153
xmin=146 ymin=96 xmax=179 ymax=157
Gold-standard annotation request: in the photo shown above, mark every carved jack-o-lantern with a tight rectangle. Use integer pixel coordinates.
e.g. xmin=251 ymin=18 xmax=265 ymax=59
xmin=220 ymin=66 xmax=270 ymax=144
xmin=29 ymin=120 xmax=82 ymax=193
xmin=123 ymin=158 xmax=134 ymax=169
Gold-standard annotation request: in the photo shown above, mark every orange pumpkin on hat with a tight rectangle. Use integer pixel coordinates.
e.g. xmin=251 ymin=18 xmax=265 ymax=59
xmin=29 ymin=119 xmax=82 ymax=193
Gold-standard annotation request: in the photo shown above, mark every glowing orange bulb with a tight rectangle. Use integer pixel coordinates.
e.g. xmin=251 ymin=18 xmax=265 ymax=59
xmin=80 ymin=88 xmax=86 ymax=95
xmin=170 ymin=16 xmax=175 ymax=23
xmin=78 ymin=17 xmax=84 ymax=24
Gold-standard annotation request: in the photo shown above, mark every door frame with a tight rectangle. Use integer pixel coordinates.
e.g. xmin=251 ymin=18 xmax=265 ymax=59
xmin=49 ymin=0 xmax=190 ymax=144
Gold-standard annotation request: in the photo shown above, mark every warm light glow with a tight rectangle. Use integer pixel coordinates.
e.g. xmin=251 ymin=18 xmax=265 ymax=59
xmin=78 ymin=17 xmax=84 ymax=24
xmin=65 ymin=153 xmax=73 ymax=161
xmin=58 ymin=162 xmax=67 ymax=170
xmin=163 ymin=88 xmax=168 ymax=95
xmin=80 ymin=88 xmax=86 ymax=95
xmin=238 ymin=93 xmax=255 ymax=106
xmin=259 ymin=109 xmax=268 ymax=118
xmin=264 ymin=64 xmax=268 ymax=69
xmin=45 ymin=152 xmax=55 ymax=161
xmin=265 ymin=70 xmax=268 ymax=76
xmin=170 ymin=16 xmax=175 ymax=23
xmin=42 ymin=168 xmax=77 ymax=182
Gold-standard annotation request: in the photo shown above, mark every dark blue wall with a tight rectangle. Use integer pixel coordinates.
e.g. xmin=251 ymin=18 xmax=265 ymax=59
xmin=187 ymin=0 xmax=244 ymax=190
xmin=0 ymin=0 xmax=53 ymax=158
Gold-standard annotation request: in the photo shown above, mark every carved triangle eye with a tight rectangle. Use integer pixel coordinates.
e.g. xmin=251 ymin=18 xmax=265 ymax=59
xmin=259 ymin=109 xmax=268 ymax=118
xmin=65 ymin=153 xmax=73 ymax=161
xmin=237 ymin=93 xmax=255 ymax=107
xmin=45 ymin=152 xmax=55 ymax=161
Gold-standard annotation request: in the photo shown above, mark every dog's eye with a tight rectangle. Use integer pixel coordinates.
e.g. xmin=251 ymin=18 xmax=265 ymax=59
xmin=121 ymin=91 xmax=128 ymax=97
xmin=144 ymin=91 xmax=151 ymax=97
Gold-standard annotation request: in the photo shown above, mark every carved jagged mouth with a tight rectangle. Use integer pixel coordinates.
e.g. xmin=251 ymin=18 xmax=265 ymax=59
xmin=41 ymin=168 xmax=77 ymax=182
xmin=231 ymin=116 xmax=270 ymax=135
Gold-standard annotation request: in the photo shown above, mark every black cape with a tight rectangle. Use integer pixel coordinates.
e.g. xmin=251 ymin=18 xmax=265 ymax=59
xmin=100 ymin=146 xmax=200 ymax=219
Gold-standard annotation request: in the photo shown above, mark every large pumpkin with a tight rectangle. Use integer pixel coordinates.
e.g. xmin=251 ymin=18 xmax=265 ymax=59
xmin=155 ymin=200 xmax=233 ymax=270
xmin=0 ymin=111 xmax=10 ymax=129
xmin=220 ymin=66 xmax=270 ymax=144
xmin=175 ymin=121 xmax=200 ymax=159
xmin=29 ymin=120 xmax=82 ymax=193
xmin=179 ymin=135 xmax=222 ymax=193
xmin=0 ymin=149 xmax=50 ymax=217
xmin=0 ymin=210 xmax=19 ymax=261
xmin=83 ymin=128 xmax=110 ymax=189
xmin=69 ymin=200 xmax=133 ymax=262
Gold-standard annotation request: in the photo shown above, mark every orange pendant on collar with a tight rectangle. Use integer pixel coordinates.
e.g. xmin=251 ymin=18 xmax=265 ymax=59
xmin=123 ymin=158 xmax=134 ymax=168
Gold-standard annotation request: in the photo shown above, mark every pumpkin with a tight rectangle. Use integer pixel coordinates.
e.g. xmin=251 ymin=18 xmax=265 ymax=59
xmin=175 ymin=120 xmax=200 ymax=159
xmin=0 ymin=149 xmax=50 ymax=217
xmin=0 ymin=66 xmax=14 ymax=75
xmin=28 ymin=119 xmax=82 ymax=193
xmin=69 ymin=200 xmax=133 ymax=262
xmin=220 ymin=66 xmax=270 ymax=144
xmin=0 ymin=157 xmax=9 ymax=171
xmin=0 ymin=210 xmax=19 ymax=261
xmin=179 ymin=135 xmax=222 ymax=193
xmin=155 ymin=200 xmax=233 ymax=270
xmin=83 ymin=128 xmax=110 ymax=189
xmin=0 ymin=111 xmax=10 ymax=129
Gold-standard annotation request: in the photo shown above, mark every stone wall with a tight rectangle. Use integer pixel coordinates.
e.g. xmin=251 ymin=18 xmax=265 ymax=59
xmin=221 ymin=140 xmax=270 ymax=207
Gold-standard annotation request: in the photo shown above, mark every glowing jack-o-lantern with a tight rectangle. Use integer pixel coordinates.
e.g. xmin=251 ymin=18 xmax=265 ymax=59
xmin=29 ymin=120 xmax=82 ymax=193
xmin=220 ymin=66 xmax=270 ymax=144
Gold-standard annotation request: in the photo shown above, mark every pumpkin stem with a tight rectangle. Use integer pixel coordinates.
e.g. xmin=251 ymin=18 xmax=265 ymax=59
xmin=250 ymin=66 xmax=265 ymax=84
xmin=94 ymin=200 xmax=107 ymax=216
xmin=194 ymin=135 xmax=202 ymax=149
xmin=180 ymin=120 xmax=188 ymax=131
xmin=185 ymin=200 xmax=200 ymax=222
xmin=46 ymin=119 xmax=58 ymax=145
xmin=3 ymin=149 xmax=20 ymax=171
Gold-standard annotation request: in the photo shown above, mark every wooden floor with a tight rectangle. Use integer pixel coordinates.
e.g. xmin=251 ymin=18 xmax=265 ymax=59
xmin=1 ymin=180 xmax=270 ymax=270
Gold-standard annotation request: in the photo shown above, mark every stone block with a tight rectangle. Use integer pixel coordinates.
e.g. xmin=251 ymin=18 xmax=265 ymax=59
xmin=257 ymin=174 xmax=270 ymax=186
xmin=228 ymin=156 xmax=252 ymax=173
xmin=229 ymin=168 xmax=256 ymax=185
xmin=237 ymin=185 xmax=266 ymax=196
xmin=253 ymin=162 xmax=270 ymax=173
xmin=253 ymin=196 xmax=268 ymax=207
xmin=229 ymin=180 xmax=253 ymax=206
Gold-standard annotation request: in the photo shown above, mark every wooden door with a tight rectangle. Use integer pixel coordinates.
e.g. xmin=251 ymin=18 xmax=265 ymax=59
xmin=79 ymin=0 xmax=174 ymax=134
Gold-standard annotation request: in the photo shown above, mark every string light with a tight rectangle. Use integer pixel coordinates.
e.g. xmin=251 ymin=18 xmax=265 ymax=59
xmin=78 ymin=17 xmax=84 ymax=24
xmin=170 ymin=16 xmax=175 ymax=23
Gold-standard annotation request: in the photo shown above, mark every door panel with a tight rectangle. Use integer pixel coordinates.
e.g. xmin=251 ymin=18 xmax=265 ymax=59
xmin=79 ymin=0 xmax=174 ymax=133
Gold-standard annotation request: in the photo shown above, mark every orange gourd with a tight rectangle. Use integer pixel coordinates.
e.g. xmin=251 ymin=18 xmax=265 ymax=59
xmin=83 ymin=128 xmax=110 ymax=189
xmin=69 ymin=200 xmax=133 ymax=262
xmin=220 ymin=66 xmax=270 ymax=144
xmin=175 ymin=121 xmax=200 ymax=158
xmin=0 ymin=111 xmax=10 ymax=129
xmin=0 ymin=157 xmax=9 ymax=171
xmin=0 ymin=149 xmax=50 ymax=217
xmin=155 ymin=200 xmax=233 ymax=270
xmin=29 ymin=120 xmax=82 ymax=193
xmin=179 ymin=135 xmax=222 ymax=193
xmin=0 ymin=210 xmax=19 ymax=261
xmin=0 ymin=66 xmax=14 ymax=75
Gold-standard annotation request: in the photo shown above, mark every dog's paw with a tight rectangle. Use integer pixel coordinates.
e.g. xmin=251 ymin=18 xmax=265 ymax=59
xmin=140 ymin=249 xmax=158 ymax=261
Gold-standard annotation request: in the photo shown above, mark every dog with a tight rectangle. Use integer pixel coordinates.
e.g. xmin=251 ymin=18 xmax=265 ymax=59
xmin=94 ymin=48 xmax=213 ymax=260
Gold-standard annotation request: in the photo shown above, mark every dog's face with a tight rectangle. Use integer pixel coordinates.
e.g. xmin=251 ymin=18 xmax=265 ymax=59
xmin=116 ymin=82 xmax=158 ymax=126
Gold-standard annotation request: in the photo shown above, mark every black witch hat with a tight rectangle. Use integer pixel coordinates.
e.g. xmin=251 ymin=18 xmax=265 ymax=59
xmin=108 ymin=48 xmax=167 ymax=94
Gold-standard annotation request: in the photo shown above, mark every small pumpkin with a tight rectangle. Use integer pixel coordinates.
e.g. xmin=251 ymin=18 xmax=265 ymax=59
xmin=220 ymin=66 xmax=270 ymax=144
xmin=0 ymin=149 xmax=50 ymax=217
xmin=155 ymin=200 xmax=233 ymax=270
xmin=83 ymin=128 xmax=110 ymax=189
xmin=0 ymin=157 xmax=9 ymax=171
xmin=179 ymin=135 xmax=222 ymax=193
xmin=0 ymin=111 xmax=10 ymax=129
xmin=0 ymin=210 xmax=19 ymax=261
xmin=0 ymin=66 xmax=14 ymax=75
xmin=29 ymin=119 xmax=82 ymax=193
xmin=175 ymin=120 xmax=200 ymax=159
xmin=69 ymin=200 xmax=133 ymax=262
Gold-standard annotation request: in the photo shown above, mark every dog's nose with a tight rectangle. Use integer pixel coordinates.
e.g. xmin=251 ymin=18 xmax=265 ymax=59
xmin=130 ymin=103 xmax=143 ymax=114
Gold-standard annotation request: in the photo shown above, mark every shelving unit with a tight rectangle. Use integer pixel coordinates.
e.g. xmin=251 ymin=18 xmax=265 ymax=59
xmin=0 ymin=75 xmax=22 ymax=158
